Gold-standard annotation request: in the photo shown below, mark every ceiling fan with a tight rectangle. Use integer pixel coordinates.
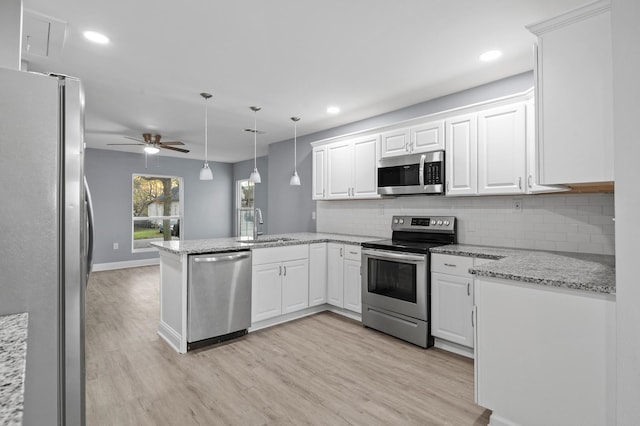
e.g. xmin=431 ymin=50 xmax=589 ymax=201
xmin=107 ymin=133 xmax=190 ymax=154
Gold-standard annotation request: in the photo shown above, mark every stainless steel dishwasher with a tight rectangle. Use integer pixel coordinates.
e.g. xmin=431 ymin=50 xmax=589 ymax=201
xmin=187 ymin=250 xmax=252 ymax=350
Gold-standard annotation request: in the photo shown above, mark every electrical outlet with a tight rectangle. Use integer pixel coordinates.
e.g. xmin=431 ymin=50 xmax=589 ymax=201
xmin=512 ymin=199 xmax=523 ymax=213
xmin=113 ymin=243 xmax=119 ymax=250
xmin=311 ymin=211 xmax=316 ymax=220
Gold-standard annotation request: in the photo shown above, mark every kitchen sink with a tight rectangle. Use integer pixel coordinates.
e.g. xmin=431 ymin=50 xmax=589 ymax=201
xmin=236 ymin=237 xmax=295 ymax=245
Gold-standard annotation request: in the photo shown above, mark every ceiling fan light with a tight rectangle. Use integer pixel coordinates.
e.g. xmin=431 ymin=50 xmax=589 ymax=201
xmin=144 ymin=146 xmax=160 ymax=154
xmin=249 ymin=167 xmax=262 ymax=184
xmin=289 ymin=172 xmax=301 ymax=186
xmin=200 ymin=162 xmax=213 ymax=180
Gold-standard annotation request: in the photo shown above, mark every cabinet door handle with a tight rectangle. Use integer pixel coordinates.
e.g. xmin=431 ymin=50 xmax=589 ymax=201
xmin=340 ymin=247 xmax=343 ymax=257
xmin=471 ymin=310 xmax=474 ymax=327
xmin=444 ymin=263 xmax=457 ymax=267
xmin=349 ymin=251 xmax=357 ymax=255
xmin=528 ymin=175 xmax=533 ymax=189
xmin=405 ymin=142 xmax=409 ymax=152
xmin=284 ymin=266 xmax=287 ymax=276
xmin=279 ymin=265 xmax=282 ymax=276
xmin=446 ymin=181 xmax=449 ymax=193
xmin=518 ymin=176 xmax=522 ymax=190
xmin=467 ymin=283 xmax=470 ymax=296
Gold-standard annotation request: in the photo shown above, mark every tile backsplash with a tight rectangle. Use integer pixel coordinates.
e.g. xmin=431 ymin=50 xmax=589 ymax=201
xmin=317 ymin=193 xmax=615 ymax=255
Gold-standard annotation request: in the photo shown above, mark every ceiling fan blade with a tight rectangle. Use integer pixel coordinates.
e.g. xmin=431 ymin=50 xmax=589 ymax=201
xmin=161 ymin=145 xmax=190 ymax=153
xmin=125 ymin=136 xmax=145 ymax=143
xmin=107 ymin=143 xmax=144 ymax=146
xmin=158 ymin=141 xmax=185 ymax=146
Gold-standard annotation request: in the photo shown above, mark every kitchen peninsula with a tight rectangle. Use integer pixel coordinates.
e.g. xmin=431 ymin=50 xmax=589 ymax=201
xmin=152 ymin=232 xmax=376 ymax=353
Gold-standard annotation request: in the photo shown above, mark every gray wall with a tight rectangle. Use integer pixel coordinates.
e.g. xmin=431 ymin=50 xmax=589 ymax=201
xmin=262 ymin=71 xmax=534 ymax=234
xmin=85 ymin=148 xmax=233 ymax=264
xmin=232 ymin=156 xmax=269 ymax=235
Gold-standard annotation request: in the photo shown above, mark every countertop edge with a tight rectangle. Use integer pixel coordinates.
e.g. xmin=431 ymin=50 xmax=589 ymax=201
xmin=431 ymin=244 xmax=615 ymax=295
xmin=151 ymin=233 xmax=379 ymax=255
xmin=0 ymin=312 xmax=28 ymax=426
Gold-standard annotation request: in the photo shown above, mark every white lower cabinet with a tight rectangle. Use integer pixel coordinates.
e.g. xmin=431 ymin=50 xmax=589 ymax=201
xmin=251 ymin=245 xmax=309 ymax=323
xmin=431 ymin=272 xmax=474 ymax=347
xmin=430 ymin=253 xmax=493 ymax=350
xmin=475 ymin=276 xmax=616 ymax=426
xmin=431 ymin=254 xmax=475 ymax=348
xmin=251 ymin=263 xmax=283 ymax=322
xmin=281 ymin=259 xmax=309 ymax=314
xmin=327 ymin=243 xmax=362 ymax=313
xmin=308 ymin=243 xmax=327 ymax=306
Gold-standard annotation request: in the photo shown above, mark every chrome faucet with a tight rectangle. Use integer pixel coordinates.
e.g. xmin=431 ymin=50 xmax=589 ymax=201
xmin=253 ymin=208 xmax=264 ymax=240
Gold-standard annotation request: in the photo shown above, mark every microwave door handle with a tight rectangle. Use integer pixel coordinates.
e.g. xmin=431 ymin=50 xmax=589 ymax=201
xmin=419 ymin=154 xmax=426 ymax=187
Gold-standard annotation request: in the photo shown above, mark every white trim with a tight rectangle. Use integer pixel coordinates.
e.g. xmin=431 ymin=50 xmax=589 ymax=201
xmin=91 ymin=257 xmax=159 ymax=272
xmin=433 ymin=338 xmax=474 ymax=359
xmin=488 ymin=413 xmax=522 ymax=426
xmin=158 ymin=321 xmax=183 ymax=353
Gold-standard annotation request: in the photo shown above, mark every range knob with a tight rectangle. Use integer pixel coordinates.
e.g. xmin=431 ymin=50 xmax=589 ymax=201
xmin=398 ymin=218 xmax=404 ymax=224
xmin=393 ymin=218 xmax=399 ymax=224
xmin=431 ymin=220 xmax=436 ymax=226
xmin=437 ymin=220 xmax=443 ymax=226
xmin=444 ymin=220 xmax=450 ymax=226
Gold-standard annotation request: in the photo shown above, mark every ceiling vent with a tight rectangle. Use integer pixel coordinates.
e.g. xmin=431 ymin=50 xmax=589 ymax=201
xmin=22 ymin=9 xmax=66 ymax=59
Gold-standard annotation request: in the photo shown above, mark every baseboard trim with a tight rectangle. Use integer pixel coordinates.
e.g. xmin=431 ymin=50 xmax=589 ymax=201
xmin=92 ymin=258 xmax=160 ymax=272
xmin=433 ymin=338 xmax=474 ymax=359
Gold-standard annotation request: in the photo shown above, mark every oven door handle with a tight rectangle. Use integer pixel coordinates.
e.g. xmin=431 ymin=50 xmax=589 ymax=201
xmin=362 ymin=249 xmax=426 ymax=263
xmin=419 ymin=154 xmax=426 ymax=187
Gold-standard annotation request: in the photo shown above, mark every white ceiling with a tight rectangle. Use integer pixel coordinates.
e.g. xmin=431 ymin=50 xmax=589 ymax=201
xmin=22 ymin=0 xmax=586 ymax=163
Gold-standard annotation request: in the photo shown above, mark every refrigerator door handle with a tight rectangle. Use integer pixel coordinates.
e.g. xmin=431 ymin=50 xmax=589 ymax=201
xmin=84 ymin=177 xmax=95 ymax=284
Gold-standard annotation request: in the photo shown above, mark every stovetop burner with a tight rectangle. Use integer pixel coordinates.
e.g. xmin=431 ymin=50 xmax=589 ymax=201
xmin=361 ymin=216 xmax=457 ymax=254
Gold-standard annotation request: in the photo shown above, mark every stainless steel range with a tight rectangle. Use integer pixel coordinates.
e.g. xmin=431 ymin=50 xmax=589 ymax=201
xmin=361 ymin=216 xmax=456 ymax=348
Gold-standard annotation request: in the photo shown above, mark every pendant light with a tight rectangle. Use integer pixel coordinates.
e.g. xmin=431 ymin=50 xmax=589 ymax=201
xmin=199 ymin=92 xmax=213 ymax=180
xmin=248 ymin=106 xmax=262 ymax=183
xmin=289 ymin=117 xmax=301 ymax=186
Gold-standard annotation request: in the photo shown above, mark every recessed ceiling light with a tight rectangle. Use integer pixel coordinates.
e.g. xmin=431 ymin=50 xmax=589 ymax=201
xmin=480 ymin=50 xmax=502 ymax=62
xmin=327 ymin=106 xmax=340 ymax=114
xmin=83 ymin=31 xmax=110 ymax=45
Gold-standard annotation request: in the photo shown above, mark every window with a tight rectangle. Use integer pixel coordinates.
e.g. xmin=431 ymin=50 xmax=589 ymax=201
xmin=132 ymin=175 xmax=183 ymax=252
xmin=236 ymin=179 xmax=254 ymax=237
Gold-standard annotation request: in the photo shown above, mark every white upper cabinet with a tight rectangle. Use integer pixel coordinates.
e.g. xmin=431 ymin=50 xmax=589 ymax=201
xmin=325 ymin=134 xmax=379 ymax=200
xmin=327 ymin=141 xmax=352 ymax=199
xmin=525 ymin=99 xmax=568 ymax=194
xmin=412 ymin=120 xmax=445 ymax=153
xmin=380 ymin=119 xmax=444 ymax=159
xmin=445 ymin=113 xmax=478 ymax=196
xmin=527 ymin=0 xmax=613 ymax=185
xmin=352 ymin=135 xmax=378 ymax=198
xmin=312 ymin=146 xmax=327 ymax=200
xmin=380 ymin=128 xmax=410 ymax=158
xmin=477 ymin=103 xmax=526 ymax=195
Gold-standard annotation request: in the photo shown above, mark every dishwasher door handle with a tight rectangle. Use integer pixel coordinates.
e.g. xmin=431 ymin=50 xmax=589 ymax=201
xmin=193 ymin=252 xmax=251 ymax=263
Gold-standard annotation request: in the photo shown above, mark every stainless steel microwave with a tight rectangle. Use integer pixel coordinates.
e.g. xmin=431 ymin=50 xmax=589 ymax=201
xmin=377 ymin=151 xmax=445 ymax=195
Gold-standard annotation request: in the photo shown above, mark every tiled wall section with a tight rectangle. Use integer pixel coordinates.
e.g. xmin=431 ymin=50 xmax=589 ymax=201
xmin=317 ymin=193 xmax=615 ymax=255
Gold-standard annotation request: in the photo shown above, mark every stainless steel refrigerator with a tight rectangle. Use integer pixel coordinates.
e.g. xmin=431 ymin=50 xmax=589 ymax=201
xmin=0 ymin=67 xmax=93 ymax=425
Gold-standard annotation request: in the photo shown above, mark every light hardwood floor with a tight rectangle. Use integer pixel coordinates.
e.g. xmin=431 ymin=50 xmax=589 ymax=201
xmin=86 ymin=266 xmax=491 ymax=425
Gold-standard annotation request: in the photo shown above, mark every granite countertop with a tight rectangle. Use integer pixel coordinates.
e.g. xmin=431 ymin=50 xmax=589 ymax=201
xmin=151 ymin=232 xmax=380 ymax=255
xmin=431 ymin=244 xmax=615 ymax=295
xmin=0 ymin=313 xmax=28 ymax=425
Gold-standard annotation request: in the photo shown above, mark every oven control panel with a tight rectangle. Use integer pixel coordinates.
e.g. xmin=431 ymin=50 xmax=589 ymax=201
xmin=391 ymin=215 xmax=456 ymax=233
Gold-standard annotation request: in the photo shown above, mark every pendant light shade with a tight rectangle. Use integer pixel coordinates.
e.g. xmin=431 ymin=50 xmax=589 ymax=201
xmin=199 ymin=92 xmax=214 ymax=181
xmin=289 ymin=116 xmax=301 ymax=186
xmin=248 ymin=106 xmax=262 ymax=183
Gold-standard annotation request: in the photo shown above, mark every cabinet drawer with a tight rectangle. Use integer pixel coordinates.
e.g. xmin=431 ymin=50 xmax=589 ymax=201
xmin=344 ymin=245 xmax=362 ymax=261
xmin=252 ymin=244 xmax=309 ymax=265
xmin=431 ymin=254 xmax=474 ymax=277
